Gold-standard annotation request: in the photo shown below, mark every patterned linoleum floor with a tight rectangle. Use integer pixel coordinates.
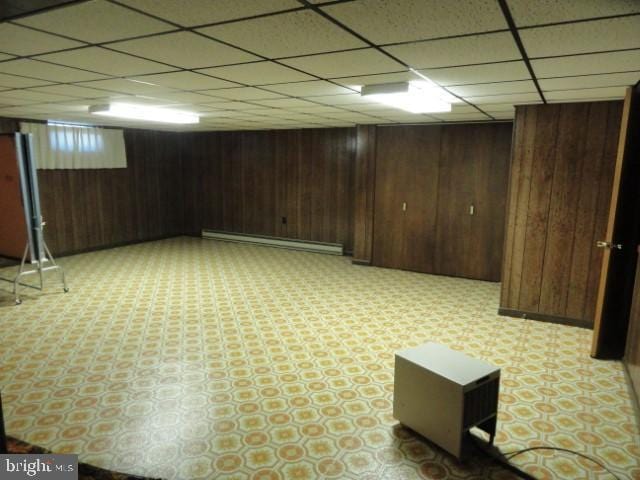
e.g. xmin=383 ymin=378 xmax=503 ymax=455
xmin=0 ymin=237 xmax=638 ymax=480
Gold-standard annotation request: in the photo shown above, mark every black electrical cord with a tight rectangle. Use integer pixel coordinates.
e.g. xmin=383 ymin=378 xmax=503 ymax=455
xmin=471 ymin=435 xmax=622 ymax=480
xmin=470 ymin=435 xmax=537 ymax=480
xmin=504 ymin=446 xmax=622 ymax=480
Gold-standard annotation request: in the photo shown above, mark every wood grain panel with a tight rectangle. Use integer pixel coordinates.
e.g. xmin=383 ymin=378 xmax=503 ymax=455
xmin=499 ymin=101 xmax=623 ymax=327
xmin=373 ymin=123 xmax=511 ymax=281
xmin=403 ymin=126 xmax=441 ymax=274
xmin=182 ymin=128 xmax=356 ymax=252
xmin=38 ymin=129 xmax=183 ymax=256
xmin=625 ymin=254 xmax=640 ymax=402
xmin=352 ymin=125 xmax=376 ymax=264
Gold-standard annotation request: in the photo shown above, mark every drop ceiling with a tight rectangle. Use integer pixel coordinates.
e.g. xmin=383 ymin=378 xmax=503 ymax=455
xmin=0 ymin=0 xmax=637 ymax=131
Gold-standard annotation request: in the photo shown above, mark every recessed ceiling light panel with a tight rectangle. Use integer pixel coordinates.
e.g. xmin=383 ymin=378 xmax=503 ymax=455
xmin=360 ymin=80 xmax=455 ymax=113
xmin=89 ymin=102 xmax=199 ymax=124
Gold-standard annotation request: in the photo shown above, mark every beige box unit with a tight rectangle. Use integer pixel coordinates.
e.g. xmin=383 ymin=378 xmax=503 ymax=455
xmin=393 ymin=342 xmax=500 ymax=459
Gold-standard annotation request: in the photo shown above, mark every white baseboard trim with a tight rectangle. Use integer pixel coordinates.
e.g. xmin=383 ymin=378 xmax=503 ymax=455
xmin=202 ymin=230 xmax=343 ymax=255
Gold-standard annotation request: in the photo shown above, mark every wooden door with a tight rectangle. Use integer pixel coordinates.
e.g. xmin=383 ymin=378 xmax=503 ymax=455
xmin=435 ymin=125 xmax=474 ymax=278
xmin=592 ymin=84 xmax=640 ymax=358
xmin=0 ymin=134 xmax=28 ymax=259
xmin=435 ymin=124 xmax=511 ymax=281
xmin=469 ymin=124 xmax=512 ymax=281
xmin=372 ymin=127 xmax=408 ymax=269
xmin=372 ymin=126 xmax=441 ymax=272
xmin=402 ymin=126 xmax=441 ymax=273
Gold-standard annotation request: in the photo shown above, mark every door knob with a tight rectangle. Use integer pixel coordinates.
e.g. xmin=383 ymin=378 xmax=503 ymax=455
xmin=596 ymin=240 xmax=622 ymax=250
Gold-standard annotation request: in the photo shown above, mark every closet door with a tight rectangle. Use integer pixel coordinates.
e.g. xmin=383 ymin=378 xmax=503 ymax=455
xmin=402 ymin=126 xmax=441 ymax=273
xmin=372 ymin=126 xmax=441 ymax=272
xmin=470 ymin=124 xmax=511 ymax=281
xmin=436 ymin=124 xmax=511 ymax=281
xmin=372 ymin=127 xmax=406 ymax=269
xmin=435 ymin=125 xmax=474 ymax=278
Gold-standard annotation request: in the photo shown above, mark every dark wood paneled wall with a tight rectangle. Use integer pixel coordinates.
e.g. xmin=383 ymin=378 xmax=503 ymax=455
xmin=352 ymin=125 xmax=376 ymax=264
xmin=38 ymin=129 xmax=183 ymax=255
xmin=625 ymin=255 xmax=640 ymax=403
xmin=182 ymin=128 xmax=356 ymax=252
xmin=372 ymin=122 xmax=512 ymax=281
xmin=500 ymin=101 xmax=623 ymax=328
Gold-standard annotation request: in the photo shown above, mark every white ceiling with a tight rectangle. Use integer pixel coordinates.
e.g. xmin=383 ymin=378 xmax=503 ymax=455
xmin=0 ymin=0 xmax=638 ymax=131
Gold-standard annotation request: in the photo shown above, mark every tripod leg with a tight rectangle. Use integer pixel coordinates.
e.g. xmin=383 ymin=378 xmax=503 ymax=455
xmin=43 ymin=241 xmax=67 ymax=292
xmin=13 ymin=244 xmax=29 ymax=305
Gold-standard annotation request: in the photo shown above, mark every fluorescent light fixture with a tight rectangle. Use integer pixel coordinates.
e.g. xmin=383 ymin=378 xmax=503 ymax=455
xmin=89 ymin=102 xmax=199 ymax=124
xmin=360 ymin=80 xmax=455 ymax=113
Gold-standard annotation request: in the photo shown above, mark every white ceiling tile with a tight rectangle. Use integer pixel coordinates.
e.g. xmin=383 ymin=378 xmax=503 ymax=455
xmin=532 ymin=50 xmax=640 ymax=77
xmin=129 ymin=71 xmax=240 ymax=90
xmin=110 ymin=32 xmax=259 ymax=69
xmin=201 ymin=101 xmax=258 ymax=110
xmin=323 ymin=0 xmax=507 ymax=45
xmin=521 ymin=17 xmax=640 ymax=58
xmin=143 ymin=91 xmax=221 ymax=104
xmin=15 ymin=0 xmax=174 ymax=43
xmin=545 ymin=86 xmax=627 ymax=101
xmin=280 ymin=49 xmax=405 ymax=78
xmin=381 ymin=114 xmax=438 ymax=123
xmin=310 ymin=93 xmax=379 ymax=106
xmin=119 ymin=0 xmax=300 ymax=26
xmin=251 ymin=98 xmax=321 ymax=108
xmin=201 ymin=87 xmax=284 ymax=100
xmin=507 ymin=0 xmax=640 ymax=27
xmin=324 ymin=111 xmax=384 ymax=122
xmin=0 ymin=73 xmax=53 ymax=88
xmin=384 ymin=32 xmax=521 ymax=69
xmin=490 ymin=112 xmax=515 ymax=120
xmin=197 ymin=10 xmax=366 ymax=58
xmin=0 ymin=89 xmax=76 ymax=105
xmin=0 ymin=59 xmax=108 ymax=82
xmin=448 ymin=80 xmax=537 ymax=97
xmin=464 ymin=92 xmax=542 ymax=104
xmin=540 ymin=71 xmax=640 ymax=91
xmin=27 ymin=84 xmax=117 ymax=98
xmin=332 ymin=71 xmax=422 ymax=89
xmin=479 ymin=103 xmax=516 ymax=112
xmin=103 ymin=94 xmax=182 ymax=106
xmin=73 ymin=78 xmax=177 ymax=95
xmin=418 ymin=61 xmax=530 ymax=86
xmin=262 ymin=80 xmax=355 ymax=97
xmin=0 ymin=24 xmax=83 ymax=56
xmin=288 ymin=105 xmax=348 ymax=113
xmin=430 ymin=112 xmax=492 ymax=121
xmin=197 ymin=61 xmax=315 ymax=85
xmin=37 ymin=47 xmax=175 ymax=76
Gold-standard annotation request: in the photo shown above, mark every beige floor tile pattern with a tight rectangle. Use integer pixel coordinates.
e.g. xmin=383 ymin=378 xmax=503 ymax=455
xmin=0 ymin=237 xmax=638 ymax=480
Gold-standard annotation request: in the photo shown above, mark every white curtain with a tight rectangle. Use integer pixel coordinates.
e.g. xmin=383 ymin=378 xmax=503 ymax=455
xmin=20 ymin=122 xmax=127 ymax=169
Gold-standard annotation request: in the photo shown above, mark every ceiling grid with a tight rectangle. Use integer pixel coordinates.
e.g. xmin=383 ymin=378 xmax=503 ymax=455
xmin=0 ymin=0 xmax=636 ymax=130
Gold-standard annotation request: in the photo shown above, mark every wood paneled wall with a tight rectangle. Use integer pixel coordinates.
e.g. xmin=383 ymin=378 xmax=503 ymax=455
xmin=352 ymin=125 xmax=376 ymax=264
xmin=500 ymin=101 xmax=623 ymax=327
xmin=182 ymin=128 xmax=356 ymax=252
xmin=371 ymin=122 xmax=512 ymax=281
xmin=38 ymin=129 xmax=183 ymax=255
xmin=625 ymin=255 xmax=640 ymax=402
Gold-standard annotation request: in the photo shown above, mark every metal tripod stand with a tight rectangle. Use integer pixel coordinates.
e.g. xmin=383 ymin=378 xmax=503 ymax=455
xmin=11 ymin=238 xmax=68 ymax=304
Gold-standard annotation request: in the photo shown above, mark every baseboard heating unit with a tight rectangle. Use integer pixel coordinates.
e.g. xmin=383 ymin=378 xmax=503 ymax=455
xmin=201 ymin=230 xmax=343 ymax=255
